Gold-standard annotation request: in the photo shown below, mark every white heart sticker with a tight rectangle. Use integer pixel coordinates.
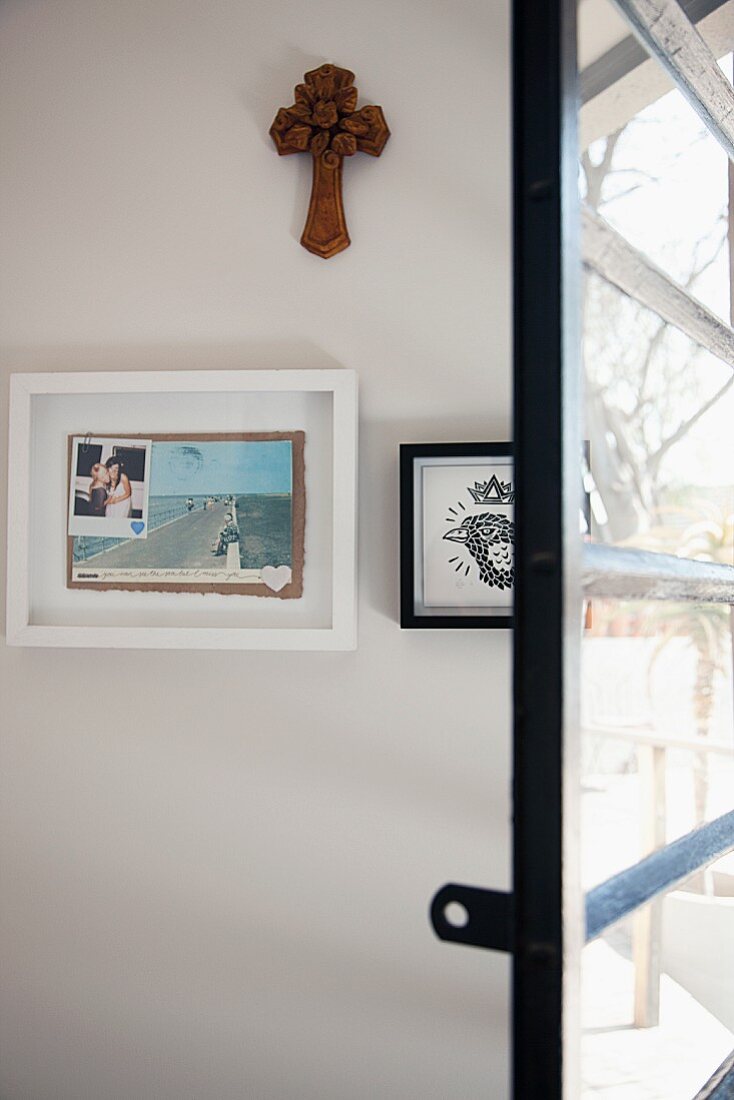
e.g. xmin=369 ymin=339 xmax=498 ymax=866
xmin=261 ymin=565 xmax=292 ymax=593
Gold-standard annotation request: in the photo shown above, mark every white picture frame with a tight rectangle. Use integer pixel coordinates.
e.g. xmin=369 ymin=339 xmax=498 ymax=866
xmin=6 ymin=369 xmax=358 ymax=650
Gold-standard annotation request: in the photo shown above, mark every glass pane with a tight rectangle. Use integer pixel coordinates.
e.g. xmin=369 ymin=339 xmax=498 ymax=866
xmin=582 ymin=599 xmax=734 ymax=887
xmin=578 ymin=4 xmax=734 ymax=1099
xmin=584 ymin=272 xmax=734 ymax=549
xmin=580 ymin=23 xmax=734 ymax=553
xmin=581 ymin=75 xmax=731 ymax=323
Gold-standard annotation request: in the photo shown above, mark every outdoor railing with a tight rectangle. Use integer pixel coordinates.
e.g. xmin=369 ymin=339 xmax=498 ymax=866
xmin=72 ymin=499 xmax=195 ymax=562
xmin=583 ymin=723 xmax=734 ymax=1030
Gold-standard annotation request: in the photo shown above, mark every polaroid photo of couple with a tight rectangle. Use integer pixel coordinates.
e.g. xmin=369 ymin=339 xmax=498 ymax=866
xmin=68 ymin=436 xmax=152 ymax=540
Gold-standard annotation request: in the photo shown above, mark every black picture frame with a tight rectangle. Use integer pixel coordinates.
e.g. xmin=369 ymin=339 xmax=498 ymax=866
xmin=400 ymin=442 xmax=514 ymax=629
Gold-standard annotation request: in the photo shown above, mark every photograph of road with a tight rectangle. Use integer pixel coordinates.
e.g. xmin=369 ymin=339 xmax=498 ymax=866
xmin=68 ymin=434 xmax=304 ymax=598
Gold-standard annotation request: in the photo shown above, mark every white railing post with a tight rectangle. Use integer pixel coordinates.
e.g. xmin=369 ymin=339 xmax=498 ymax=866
xmin=226 ymin=501 xmax=240 ymax=572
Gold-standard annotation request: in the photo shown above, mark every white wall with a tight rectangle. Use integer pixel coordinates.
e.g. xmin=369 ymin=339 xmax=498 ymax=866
xmin=0 ymin=2 xmax=512 ymax=1097
xmin=663 ymin=893 xmax=734 ymax=1034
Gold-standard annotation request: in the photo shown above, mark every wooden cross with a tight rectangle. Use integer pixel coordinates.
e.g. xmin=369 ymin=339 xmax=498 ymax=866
xmin=270 ymin=64 xmax=390 ymax=259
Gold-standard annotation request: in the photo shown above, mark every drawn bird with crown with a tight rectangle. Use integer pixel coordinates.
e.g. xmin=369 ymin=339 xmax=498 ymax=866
xmin=443 ymin=475 xmax=515 ymax=590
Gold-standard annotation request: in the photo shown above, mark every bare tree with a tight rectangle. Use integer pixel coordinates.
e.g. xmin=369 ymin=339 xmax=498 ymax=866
xmin=581 ymin=124 xmax=731 ymax=543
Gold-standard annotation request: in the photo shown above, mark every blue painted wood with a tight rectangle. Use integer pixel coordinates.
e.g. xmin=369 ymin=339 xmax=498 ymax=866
xmin=586 ymin=810 xmax=734 ymax=942
xmin=694 ymin=1049 xmax=734 ymax=1098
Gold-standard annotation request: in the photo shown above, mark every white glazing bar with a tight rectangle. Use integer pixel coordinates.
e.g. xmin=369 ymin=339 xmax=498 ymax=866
xmin=584 ymin=542 xmax=734 ymax=602
xmin=611 ymin=0 xmax=734 ymax=162
xmin=583 ymin=207 xmax=734 ymax=372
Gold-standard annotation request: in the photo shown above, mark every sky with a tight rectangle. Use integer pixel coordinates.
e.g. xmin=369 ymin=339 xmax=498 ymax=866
xmin=149 ymin=440 xmax=292 ymax=497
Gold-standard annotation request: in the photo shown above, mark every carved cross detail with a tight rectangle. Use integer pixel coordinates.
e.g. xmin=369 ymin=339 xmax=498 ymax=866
xmin=270 ymin=64 xmax=390 ymax=259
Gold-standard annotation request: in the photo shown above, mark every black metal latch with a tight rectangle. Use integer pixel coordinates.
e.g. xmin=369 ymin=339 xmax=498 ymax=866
xmin=430 ymin=884 xmax=514 ymax=953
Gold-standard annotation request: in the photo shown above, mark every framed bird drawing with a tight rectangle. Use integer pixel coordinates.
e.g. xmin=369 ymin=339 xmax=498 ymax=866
xmin=400 ymin=443 xmax=514 ymax=629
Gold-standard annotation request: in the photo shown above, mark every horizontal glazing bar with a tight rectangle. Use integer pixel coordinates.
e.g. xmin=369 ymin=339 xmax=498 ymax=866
xmin=583 ymin=207 xmax=734 ymax=372
xmin=583 ymin=543 xmax=734 ymax=603
xmin=586 ymin=809 xmax=734 ymax=941
xmin=611 ymin=0 xmax=734 ymax=163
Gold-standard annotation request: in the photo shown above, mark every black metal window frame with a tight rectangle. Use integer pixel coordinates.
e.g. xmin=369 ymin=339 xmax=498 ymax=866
xmin=430 ymin=0 xmax=734 ymax=1096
